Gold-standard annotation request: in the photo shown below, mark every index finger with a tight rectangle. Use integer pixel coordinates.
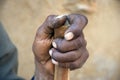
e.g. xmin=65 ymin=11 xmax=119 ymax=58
xmin=64 ymin=14 xmax=88 ymax=40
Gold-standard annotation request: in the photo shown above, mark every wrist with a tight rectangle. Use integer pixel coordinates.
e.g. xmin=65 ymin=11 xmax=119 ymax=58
xmin=34 ymin=59 xmax=54 ymax=80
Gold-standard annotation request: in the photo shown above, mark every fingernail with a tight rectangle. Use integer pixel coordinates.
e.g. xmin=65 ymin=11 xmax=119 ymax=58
xmin=52 ymin=42 xmax=57 ymax=48
xmin=55 ymin=15 xmax=65 ymax=19
xmin=52 ymin=59 xmax=58 ymax=65
xmin=65 ymin=32 xmax=74 ymax=40
xmin=49 ymin=49 xmax=53 ymax=56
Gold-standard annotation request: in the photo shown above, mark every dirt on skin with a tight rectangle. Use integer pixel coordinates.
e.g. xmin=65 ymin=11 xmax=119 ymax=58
xmin=0 ymin=0 xmax=120 ymax=80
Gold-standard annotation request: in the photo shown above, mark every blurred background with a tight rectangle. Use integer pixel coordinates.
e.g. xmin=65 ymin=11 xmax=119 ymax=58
xmin=0 ymin=0 xmax=120 ymax=80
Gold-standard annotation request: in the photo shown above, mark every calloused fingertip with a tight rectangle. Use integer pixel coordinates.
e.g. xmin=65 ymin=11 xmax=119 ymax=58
xmin=52 ymin=42 xmax=57 ymax=48
xmin=52 ymin=59 xmax=58 ymax=65
xmin=64 ymin=32 xmax=74 ymax=40
xmin=49 ymin=49 xmax=53 ymax=56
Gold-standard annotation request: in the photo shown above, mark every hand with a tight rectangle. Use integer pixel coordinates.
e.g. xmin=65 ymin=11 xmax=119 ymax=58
xmin=32 ymin=15 xmax=67 ymax=80
xmin=50 ymin=14 xmax=89 ymax=70
xmin=32 ymin=14 xmax=89 ymax=80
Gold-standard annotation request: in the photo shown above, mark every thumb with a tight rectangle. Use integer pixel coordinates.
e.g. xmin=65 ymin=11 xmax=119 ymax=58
xmin=36 ymin=15 xmax=67 ymax=39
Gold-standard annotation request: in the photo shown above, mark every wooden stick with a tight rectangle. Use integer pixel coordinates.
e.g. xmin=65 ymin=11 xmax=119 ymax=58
xmin=54 ymin=65 xmax=69 ymax=80
xmin=54 ymin=21 xmax=70 ymax=80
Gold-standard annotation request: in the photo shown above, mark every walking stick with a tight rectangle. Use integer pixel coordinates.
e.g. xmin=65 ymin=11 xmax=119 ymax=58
xmin=54 ymin=65 xmax=69 ymax=80
xmin=54 ymin=20 xmax=70 ymax=80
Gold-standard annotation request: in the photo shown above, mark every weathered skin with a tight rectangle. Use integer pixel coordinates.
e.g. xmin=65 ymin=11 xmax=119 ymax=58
xmin=32 ymin=14 xmax=89 ymax=80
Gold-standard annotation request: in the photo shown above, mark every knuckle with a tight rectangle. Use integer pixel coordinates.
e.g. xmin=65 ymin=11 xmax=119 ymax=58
xmin=83 ymin=49 xmax=89 ymax=59
xmin=80 ymin=15 xmax=88 ymax=25
xmin=47 ymin=15 xmax=54 ymax=20
xmin=85 ymin=51 xmax=89 ymax=59
xmin=84 ymin=40 xmax=87 ymax=47
xmin=36 ymin=30 xmax=40 ymax=37
xmin=81 ymin=38 xmax=87 ymax=47
xmin=32 ymin=45 xmax=35 ymax=54
xmin=46 ymin=15 xmax=56 ymax=23
xmin=68 ymin=14 xmax=88 ymax=25
xmin=80 ymin=33 xmax=87 ymax=47
xmin=74 ymin=14 xmax=88 ymax=26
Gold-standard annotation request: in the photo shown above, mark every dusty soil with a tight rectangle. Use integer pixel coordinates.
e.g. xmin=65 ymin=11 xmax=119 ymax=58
xmin=0 ymin=0 xmax=120 ymax=80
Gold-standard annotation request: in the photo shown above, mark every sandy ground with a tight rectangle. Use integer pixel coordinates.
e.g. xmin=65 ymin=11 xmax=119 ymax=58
xmin=0 ymin=0 xmax=120 ymax=80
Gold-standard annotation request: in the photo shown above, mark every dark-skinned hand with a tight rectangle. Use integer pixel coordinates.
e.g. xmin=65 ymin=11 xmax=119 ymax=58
xmin=32 ymin=14 xmax=89 ymax=80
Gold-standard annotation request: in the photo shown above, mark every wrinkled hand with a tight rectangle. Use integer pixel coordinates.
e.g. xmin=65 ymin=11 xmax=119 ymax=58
xmin=32 ymin=14 xmax=89 ymax=80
